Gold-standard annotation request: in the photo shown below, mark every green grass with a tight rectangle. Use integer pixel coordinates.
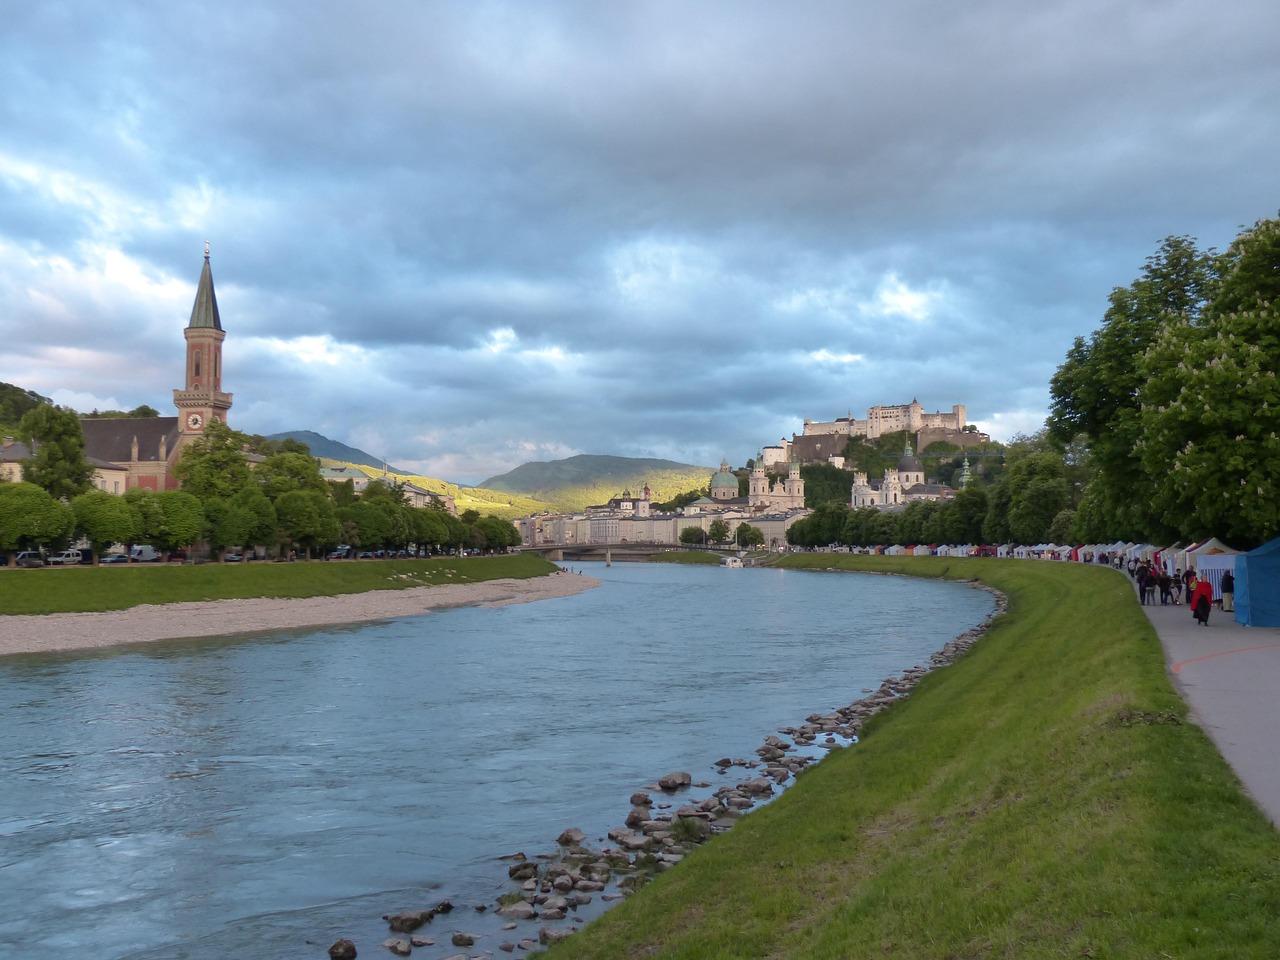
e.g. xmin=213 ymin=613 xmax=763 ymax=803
xmin=550 ymin=556 xmax=1280 ymax=959
xmin=0 ymin=553 xmax=557 ymax=615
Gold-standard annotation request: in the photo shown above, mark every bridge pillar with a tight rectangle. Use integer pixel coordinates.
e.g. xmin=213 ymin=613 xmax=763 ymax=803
xmin=605 ymin=548 xmax=612 ymax=567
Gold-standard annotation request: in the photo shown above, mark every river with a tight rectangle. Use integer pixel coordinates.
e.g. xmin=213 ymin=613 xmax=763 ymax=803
xmin=0 ymin=561 xmax=993 ymax=959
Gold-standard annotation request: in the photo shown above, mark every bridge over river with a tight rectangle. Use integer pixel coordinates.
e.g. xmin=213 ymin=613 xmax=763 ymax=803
xmin=520 ymin=543 xmax=690 ymax=563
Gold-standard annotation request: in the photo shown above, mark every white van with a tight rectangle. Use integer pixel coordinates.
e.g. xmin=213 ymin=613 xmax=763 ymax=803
xmin=49 ymin=550 xmax=84 ymax=565
xmin=129 ymin=545 xmax=161 ymax=563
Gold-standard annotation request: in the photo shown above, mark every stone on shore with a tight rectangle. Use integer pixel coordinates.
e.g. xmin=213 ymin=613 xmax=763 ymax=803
xmin=658 ymin=771 xmax=692 ymax=791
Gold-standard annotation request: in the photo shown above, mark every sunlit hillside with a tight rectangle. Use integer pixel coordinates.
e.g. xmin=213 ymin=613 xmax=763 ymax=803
xmin=319 ymin=460 xmax=550 ymax=520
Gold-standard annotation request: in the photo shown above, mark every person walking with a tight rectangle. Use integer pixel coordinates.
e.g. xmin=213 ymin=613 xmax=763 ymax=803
xmin=1221 ymin=569 xmax=1235 ymax=613
xmin=1190 ymin=575 xmax=1214 ymax=626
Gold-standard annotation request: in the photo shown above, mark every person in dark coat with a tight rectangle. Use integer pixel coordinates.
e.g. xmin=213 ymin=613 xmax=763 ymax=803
xmin=1190 ymin=576 xmax=1214 ymax=626
xmin=1221 ymin=570 xmax=1235 ymax=613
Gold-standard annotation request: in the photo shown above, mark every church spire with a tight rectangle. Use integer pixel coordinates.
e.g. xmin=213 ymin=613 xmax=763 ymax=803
xmin=188 ymin=242 xmax=223 ymax=331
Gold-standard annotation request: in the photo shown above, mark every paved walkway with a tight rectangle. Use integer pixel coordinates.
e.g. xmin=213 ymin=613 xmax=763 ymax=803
xmin=1139 ymin=595 xmax=1280 ymax=827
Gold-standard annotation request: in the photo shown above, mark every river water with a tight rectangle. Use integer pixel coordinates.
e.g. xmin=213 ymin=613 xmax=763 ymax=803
xmin=0 ymin=561 xmax=992 ymax=959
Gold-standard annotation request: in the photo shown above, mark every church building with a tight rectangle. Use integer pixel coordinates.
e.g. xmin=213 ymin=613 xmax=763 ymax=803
xmin=80 ymin=247 xmax=234 ymax=491
xmin=850 ymin=442 xmax=954 ymax=510
xmin=707 ymin=456 xmax=805 ymax=512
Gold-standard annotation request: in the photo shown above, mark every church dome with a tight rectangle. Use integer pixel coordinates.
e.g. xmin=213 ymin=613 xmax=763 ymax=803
xmin=711 ymin=462 xmax=738 ymax=490
xmin=898 ymin=443 xmax=923 ymax=474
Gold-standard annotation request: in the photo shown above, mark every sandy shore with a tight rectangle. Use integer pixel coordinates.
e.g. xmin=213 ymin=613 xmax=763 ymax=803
xmin=0 ymin=572 xmax=601 ymax=657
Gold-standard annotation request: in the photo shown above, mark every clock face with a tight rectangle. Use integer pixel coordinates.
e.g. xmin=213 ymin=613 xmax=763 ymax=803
xmin=187 ymin=413 xmax=204 ymax=429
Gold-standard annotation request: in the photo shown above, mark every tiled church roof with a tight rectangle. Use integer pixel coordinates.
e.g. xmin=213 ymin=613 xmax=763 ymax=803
xmin=80 ymin=417 xmax=180 ymax=463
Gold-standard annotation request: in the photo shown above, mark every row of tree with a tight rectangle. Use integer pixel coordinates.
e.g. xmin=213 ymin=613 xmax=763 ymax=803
xmin=1048 ymin=215 xmax=1279 ymax=550
xmin=678 ymin=519 xmax=765 ymax=548
xmin=1 ymin=415 xmax=520 ymax=564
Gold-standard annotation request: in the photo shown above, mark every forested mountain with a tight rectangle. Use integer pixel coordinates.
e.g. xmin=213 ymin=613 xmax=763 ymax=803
xmin=479 ymin=454 xmax=714 ymax=511
xmin=265 ymin=431 xmax=406 ymax=474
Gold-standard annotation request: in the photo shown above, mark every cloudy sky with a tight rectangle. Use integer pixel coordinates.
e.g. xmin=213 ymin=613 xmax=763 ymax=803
xmin=2 ymin=2 xmax=1277 ymax=484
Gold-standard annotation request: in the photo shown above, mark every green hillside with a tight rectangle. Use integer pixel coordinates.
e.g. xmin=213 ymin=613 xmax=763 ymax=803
xmin=320 ymin=459 xmax=550 ymax=521
xmin=479 ymin=454 xmax=714 ymax=511
xmin=267 ymin=430 xmax=407 ymax=474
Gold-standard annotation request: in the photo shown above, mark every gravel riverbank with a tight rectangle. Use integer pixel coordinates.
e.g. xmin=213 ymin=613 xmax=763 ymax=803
xmin=0 ymin=571 xmax=601 ymax=657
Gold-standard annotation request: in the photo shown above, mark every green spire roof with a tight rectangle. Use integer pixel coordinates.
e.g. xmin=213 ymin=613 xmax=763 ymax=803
xmin=188 ymin=247 xmax=222 ymax=331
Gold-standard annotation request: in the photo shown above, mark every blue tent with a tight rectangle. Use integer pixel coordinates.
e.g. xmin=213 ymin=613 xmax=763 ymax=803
xmin=1234 ymin=536 xmax=1280 ymax=627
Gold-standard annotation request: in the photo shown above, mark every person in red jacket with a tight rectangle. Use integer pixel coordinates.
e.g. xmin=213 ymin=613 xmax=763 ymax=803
xmin=1189 ymin=574 xmax=1214 ymax=626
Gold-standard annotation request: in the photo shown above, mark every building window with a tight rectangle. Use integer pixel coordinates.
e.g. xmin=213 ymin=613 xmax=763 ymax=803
xmin=194 ymin=350 xmax=202 ymax=379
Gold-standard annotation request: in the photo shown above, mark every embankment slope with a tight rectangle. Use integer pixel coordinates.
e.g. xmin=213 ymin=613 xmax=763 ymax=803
xmin=550 ymin=556 xmax=1280 ymax=959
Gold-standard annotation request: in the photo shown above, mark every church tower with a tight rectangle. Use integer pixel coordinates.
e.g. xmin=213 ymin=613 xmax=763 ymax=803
xmin=173 ymin=245 xmax=233 ymax=443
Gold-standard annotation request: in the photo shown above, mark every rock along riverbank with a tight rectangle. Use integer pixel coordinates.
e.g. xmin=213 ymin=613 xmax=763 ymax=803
xmin=339 ymin=578 xmax=1006 ymax=959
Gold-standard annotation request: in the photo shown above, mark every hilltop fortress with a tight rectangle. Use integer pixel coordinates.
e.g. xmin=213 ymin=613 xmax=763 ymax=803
xmin=764 ymin=400 xmax=990 ymax=469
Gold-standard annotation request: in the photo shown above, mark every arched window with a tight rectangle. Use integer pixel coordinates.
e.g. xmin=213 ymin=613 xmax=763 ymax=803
xmin=193 ymin=350 xmax=202 ymax=379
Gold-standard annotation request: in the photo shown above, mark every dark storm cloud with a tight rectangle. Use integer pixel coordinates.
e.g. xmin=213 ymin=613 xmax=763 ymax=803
xmin=1 ymin=1 xmax=1277 ymax=482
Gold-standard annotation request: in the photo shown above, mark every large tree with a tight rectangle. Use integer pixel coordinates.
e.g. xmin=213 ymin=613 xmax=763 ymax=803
xmin=276 ymin=489 xmax=338 ymax=559
xmin=72 ymin=491 xmax=140 ymax=564
xmin=155 ymin=490 xmax=205 ymax=557
xmin=17 ymin=404 xmax=95 ymax=500
xmin=1047 ymin=235 xmax=1218 ymax=542
xmin=0 ymin=482 xmax=74 ymax=565
xmin=174 ymin=419 xmax=252 ymax=500
xmin=1137 ymin=216 xmax=1280 ymax=548
xmin=255 ymin=451 xmax=328 ymax=501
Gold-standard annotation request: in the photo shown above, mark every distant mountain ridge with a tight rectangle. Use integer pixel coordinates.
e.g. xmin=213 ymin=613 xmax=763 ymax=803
xmin=481 ymin=454 xmax=714 ymax=510
xmin=266 ymin=431 xmax=406 ymax=474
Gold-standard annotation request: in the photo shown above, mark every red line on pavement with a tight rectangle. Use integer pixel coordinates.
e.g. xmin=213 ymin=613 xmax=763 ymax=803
xmin=1171 ymin=642 xmax=1280 ymax=674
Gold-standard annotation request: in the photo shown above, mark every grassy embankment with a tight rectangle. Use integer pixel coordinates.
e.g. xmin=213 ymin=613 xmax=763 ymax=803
xmin=552 ymin=555 xmax=1280 ymax=960
xmin=0 ymin=553 xmax=557 ymax=615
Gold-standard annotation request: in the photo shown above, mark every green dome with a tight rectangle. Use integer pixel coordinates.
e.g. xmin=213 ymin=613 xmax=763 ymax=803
xmin=710 ymin=459 xmax=738 ymax=491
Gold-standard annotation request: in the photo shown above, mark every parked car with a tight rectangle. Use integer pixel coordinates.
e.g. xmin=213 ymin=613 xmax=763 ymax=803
xmin=168 ymin=549 xmax=188 ymax=562
xmin=100 ymin=554 xmax=129 ymax=564
xmin=49 ymin=550 xmax=84 ymax=566
xmin=223 ymin=553 xmax=244 ymax=562
xmin=14 ymin=550 xmax=45 ymax=568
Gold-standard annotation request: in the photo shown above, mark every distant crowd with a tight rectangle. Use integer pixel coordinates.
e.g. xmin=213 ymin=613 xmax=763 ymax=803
xmin=1130 ymin=559 xmax=1233 ymax=626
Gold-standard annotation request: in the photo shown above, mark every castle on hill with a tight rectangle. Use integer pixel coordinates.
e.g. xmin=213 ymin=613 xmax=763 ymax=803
xmin=761 ymin=399 xmax=990 ymax=470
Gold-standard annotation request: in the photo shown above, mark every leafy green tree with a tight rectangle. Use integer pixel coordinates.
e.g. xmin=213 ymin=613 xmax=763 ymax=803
xmin=707 ymin=518 xmax=732 ymax=545
xmin=679 ymin=525 xmax=707 ymax=546
xmin=413 ymin=508 xmax=451 ymax=553
xmin=255 ymin=451 xmax=327 ymax=501
xmin=155 ymin=491 xmax=205 ymax=556
xmin=1048 ymin=235 xmax=1218 ymax=542
xmin=651 ymin=488 xmax=707 ymax=511
xmin=0 ymin=482 xmax=74 ymax=565
xmin=798 ymin=463 xmax=854 ymax=506
xmin=735 ymin=523 xmax=765 ymax=548
xmin=17 ymin=404 xmax=94 ymax=500
xmin=478 ymin=515 xmax=520 ymax=551
xmin=949 ymin=486 xmax=989 ymax=544
xmin=276 ymin=489 xmax=338 ymax=559
xmin=1048 ymin=508 xmax=1077 ymax=545
xmin=204 ymin=498 xmax=255 ymax=561
xmin=174 ymin=419 xmax=252 ymax=500
xmin=1002 ymin=453 xmax=1071 ymax=544
xmin=123 ymin=488 xmax=165 ymax=551
xmin=231 ymin=487 xmax=277 ymax=555
xmin=329 ymin=478 xmax=357 ymax=507
xmin=1 ymin=381 xmax=52 ymax=433
xmin=1137 ymin=216 xmax=1280 ymax=547
xmin=71 ymin=491 xmax=139 ymax=563
xmin=340 ymin=500 xmax=393 ymax=548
